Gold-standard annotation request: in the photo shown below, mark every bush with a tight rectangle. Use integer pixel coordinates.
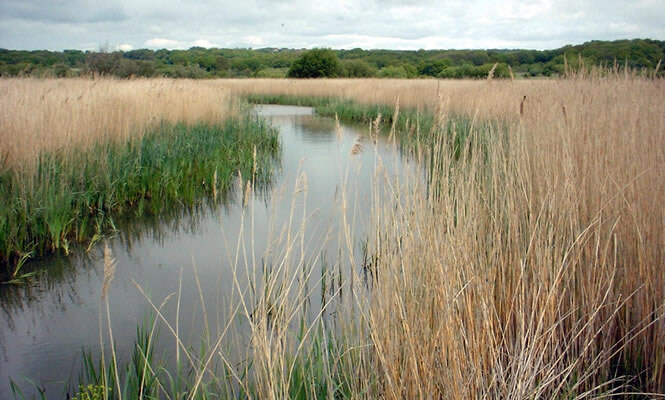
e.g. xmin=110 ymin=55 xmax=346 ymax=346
xmin=418 ymin=59 xmax=452 ymax=76
xmin=341 ymin=59 xmax=376 ymax=77
xmin=377 ymin=65 xmax=408 ymax=78
xmin=287 ymin=48 xmax=341 ymax=78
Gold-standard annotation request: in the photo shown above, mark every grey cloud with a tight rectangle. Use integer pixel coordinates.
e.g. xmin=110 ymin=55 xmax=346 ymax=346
xmin=0 ymin=0 xmax=128 ymax=23
xmin=0 ymin=0 xmax=662 ymax=51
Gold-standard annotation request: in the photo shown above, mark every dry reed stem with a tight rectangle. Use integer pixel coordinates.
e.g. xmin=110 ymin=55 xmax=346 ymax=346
xmin=102 ymin=242 xmax=116 ymax=301
xmin=0 ymin=78 xmax=235 ymax=168
xmin=209 ymin=75 xmax=665 ymax=397
xmin=353 ymin=74 xmax=665 ymax=397
xmin=101 ymin=242 xmax=121 ymax=399
xmin=487 ymin=62 xmax=498 ymax=80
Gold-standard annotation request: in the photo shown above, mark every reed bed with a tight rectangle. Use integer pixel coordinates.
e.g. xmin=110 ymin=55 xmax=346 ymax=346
xmin=215 ymin=73 xmax=665 ymax=397
xmin=216 ymin=78 xmax=540 ymax=121
xmin=0 ymin=78 xmax=280 ymax=276
xmin=8 ymin=73 xmax=665 ymax=398
xmin=360 ymin=78 xmax=665 ymax=397
xmin=0 ymin=78 xmax=235 ymax=169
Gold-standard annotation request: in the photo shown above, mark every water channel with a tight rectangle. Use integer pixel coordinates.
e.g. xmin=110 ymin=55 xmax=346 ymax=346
xmin=0 ymin=105 xmax=418 ymax=398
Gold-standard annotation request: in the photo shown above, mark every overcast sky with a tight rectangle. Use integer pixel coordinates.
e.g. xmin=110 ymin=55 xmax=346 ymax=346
xmin=1 ymin=0 xmax=663 ymax=51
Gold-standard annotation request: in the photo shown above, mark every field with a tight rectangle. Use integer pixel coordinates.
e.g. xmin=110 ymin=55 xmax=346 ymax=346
xmin=4 ymin=74 xmax=665 ymax=399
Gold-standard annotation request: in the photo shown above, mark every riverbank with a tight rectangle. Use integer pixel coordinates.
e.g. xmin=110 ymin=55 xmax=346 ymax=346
xmin=0 ymin=79 xmax=279 ymax=281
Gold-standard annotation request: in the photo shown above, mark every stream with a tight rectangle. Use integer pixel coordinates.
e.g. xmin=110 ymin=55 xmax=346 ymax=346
xmin=0 ymin=105 xmax=417 ymax=398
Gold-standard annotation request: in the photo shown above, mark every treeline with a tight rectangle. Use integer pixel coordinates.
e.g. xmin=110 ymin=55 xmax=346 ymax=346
xmin=1 ymin=39 xmax=663 ymax=79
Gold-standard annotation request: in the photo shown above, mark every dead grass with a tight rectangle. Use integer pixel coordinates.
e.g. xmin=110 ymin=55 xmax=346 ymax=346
xmin=0 ymin=78 xmax=235 ymax=168
xmin=353 ymin=74 xmax=665 ymax=397
xmin=216 ymin=74 xmax=665 ymax=397
xmin=7 ymin=74 xmax=664 ymax=398
xmin=215 ymin=78 xmax=549 ymax=120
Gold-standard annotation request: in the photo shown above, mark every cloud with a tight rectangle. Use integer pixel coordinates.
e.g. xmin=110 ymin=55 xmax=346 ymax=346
xmin=243 ymin=36 xmax=265 ymax=47
xmin=191 ymin=39 xmax=217 ymax=48
xmin=144 ymin=38 xmax=184 ymax=49
xmin=0 ymin=0 xmax=663 ymax=51
xmin=0 ymin=0 xmax=128 ymax=24
xmin=116 ymin=43 xmax=133 ymax=51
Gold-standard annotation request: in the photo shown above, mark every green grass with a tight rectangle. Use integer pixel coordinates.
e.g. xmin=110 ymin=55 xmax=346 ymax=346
xmin=246 ymin=93 xmax=436 ymax=135
xmin=0 ymin=113 xmax=280 ymax=279
xmin=5 ymin=312 xmax=361 ymax=399
xmin=247 ymin=93 xmax=505 ymax=199
xmin=245 ymin=93 xmax=504 ymax=150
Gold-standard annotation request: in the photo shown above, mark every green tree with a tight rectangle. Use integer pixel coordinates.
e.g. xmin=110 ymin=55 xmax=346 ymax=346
xmin=341 ymin=59 xmax=376 ymax=77
xmin=418 ymin=59 xmax=451 ymax=76
xmin=287 ymin=48 xmax=341 ymax=78
xmin=377 ymin=65 xmax=408 ymax=78
xmin=216 ymin=56 xmax=231 ymax=70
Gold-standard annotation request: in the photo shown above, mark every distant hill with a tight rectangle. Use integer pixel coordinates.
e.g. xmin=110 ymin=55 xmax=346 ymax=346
xmin=1 ymin=39 xmax=663 ymax=79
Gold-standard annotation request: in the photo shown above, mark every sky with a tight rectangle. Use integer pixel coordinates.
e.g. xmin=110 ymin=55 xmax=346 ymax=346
xmin=0 ymin=0 xmax=663 ymax=51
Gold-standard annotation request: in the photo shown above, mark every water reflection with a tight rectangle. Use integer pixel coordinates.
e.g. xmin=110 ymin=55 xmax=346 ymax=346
xmin=0 ymin=105 xmax=418 ymax=398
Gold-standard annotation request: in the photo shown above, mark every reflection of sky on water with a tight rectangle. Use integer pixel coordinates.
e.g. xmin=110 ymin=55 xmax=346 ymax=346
xmin=0 ymin=105 xmax=420 ymax=398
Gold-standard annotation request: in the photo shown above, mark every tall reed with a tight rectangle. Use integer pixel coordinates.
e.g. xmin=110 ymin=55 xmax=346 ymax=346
xmin=219 ymin=73 xmax=665 ymax=396
xmin=0 ymin=78 xmax=235 ymax=169
xmin=11 ymin=72 xmax=665 ymax=398
xmin=355 ymin=73 xmax=665 ymax=397
xmin=0 ymin=78 xmax=280 ymax=275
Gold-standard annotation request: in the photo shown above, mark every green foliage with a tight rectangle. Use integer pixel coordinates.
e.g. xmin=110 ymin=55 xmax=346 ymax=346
xmin=287 ymin=48 xmax=341 ymax=78
xmin=244 ymin=94 xmax=501 ymax=169
xmin=215 ymin=55 xmax=231 ymax=70
xmin=418 ymin=58 xmax=452 ymax=76
xmin=86 ymin=52 xmax=155 ymax=78
xmin=0 ymin=39 xmax=663 ymax=79
xmin=11 ymin=314 xmax=364 ymax=399
xmin=340 ymin=59 xmax=376 ymax=77
xmin=70 ymin=385 xmax=108 ymax=400
xmin=0 ymin=113 xmax=280 ymax=276
xmin=438 ymin=63 xmax=510 ymax=79
xmin=377 ymin=65 xmax=409 ymax=78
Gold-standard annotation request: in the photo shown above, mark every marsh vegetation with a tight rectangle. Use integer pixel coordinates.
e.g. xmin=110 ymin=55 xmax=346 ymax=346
xmin=3 ymin=71 xmax=665 ymax=399
xmin=0 ymin=79 xmax=279 ymax=279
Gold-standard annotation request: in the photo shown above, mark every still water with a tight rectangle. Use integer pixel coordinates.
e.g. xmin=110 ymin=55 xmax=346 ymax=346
xmin=0 ymin=105 xmax=416 ymax=398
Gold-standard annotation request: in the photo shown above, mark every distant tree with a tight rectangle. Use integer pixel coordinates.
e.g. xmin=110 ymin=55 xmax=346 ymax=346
xmin=517 ymin=50 xmax=536 ymax=65
xmin=232 ymin=57 xmax=262 ymax=73
xmin=123 ymin=49 xmax=155 ymax=61
xmin=86 ymin=52 xmax=120 ymax=75
xmin=418 ymin=59 xmax=451 ymax=76
xmin=528 ymin=63 xmax=544 ymax=77
xmin=171 ymin=51 xmax=190 ymax=66
xmin=216 ymin=56 xmax=231 ymax=71
xmin=341 ymin=59 xmax=376 ymax=77
xmin=402 ymin=64 xmax=418 ymax=78
xmin=196 ymin=55 xmax=216 ymax=71
xmin=63 ymin=49 xmax=86 ymax=66
xmin=52 ymin=63 xmax=69 ymax=77
xmin=2 ymin=39 xmax=663 ymax=79
xmin=287 ymin=48 xmax=341 ymax=78
xmin=377 ymin=65 xmax=408 ymax=78
xmin=438 ymin=66 xmax=462 ymax=79
xmin=469 ymin=51 xmax=490 ymax=66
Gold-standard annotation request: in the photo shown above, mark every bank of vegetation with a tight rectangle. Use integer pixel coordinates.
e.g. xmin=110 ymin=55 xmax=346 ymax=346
xmin=1 ymin=38 xmax=663 ymax=79
xmin=7 ymin=70 xmax=665 ymax=399
xmin=0 ymin=79 xmax=279 ymax=281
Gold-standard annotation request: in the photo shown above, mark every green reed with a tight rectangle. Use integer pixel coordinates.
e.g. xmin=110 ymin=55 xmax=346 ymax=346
xmin=0 ymin=115 xmax=280 ymax=278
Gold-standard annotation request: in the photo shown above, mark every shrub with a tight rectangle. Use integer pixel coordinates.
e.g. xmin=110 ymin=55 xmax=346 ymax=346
xmin=341 ymin=59 xmax=376 ymax=77
xmin=377 ymin=65 xmax=408 ymax=78
xmin=287 ymin=48 xmax=341 ymax=78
